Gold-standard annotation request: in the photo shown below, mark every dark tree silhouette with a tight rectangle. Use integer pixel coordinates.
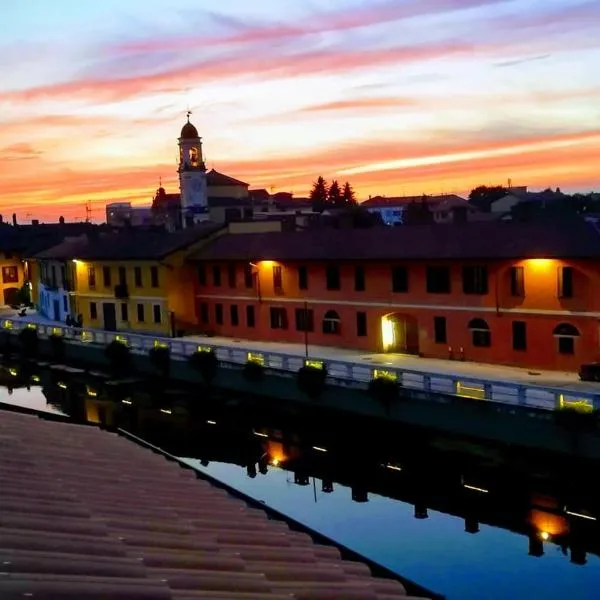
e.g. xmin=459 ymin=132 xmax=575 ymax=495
xmin=309 ymin=176 xmax=329 ymax=213
xmin=468 ymin=185 xmax=507 ymax=212
xmin=328 ymin=180 xmax=342 ymax=207
xmin=342 ymin=181 xmax=357 ymax=206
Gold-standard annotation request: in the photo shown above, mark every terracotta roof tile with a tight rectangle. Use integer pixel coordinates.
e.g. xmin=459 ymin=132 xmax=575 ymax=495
xmin=0 ymin=410 xmax=428 ymax=600
xmin=190 ymin=219 xmax=600 ymax=262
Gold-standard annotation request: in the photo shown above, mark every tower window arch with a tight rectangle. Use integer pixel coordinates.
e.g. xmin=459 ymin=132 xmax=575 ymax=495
xmin=323 ymin=310 xmax=341 ymax=335
xmin=189 ymin=147 xmax=199 ymax=166
xmin=468 ymin=318 xmax=491 ymax=347
xmin=553 ymin=323 xmax=580 ymax=355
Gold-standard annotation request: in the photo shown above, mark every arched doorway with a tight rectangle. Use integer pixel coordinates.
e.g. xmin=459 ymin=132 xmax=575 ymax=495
xmin=3 ymin=287 xmax=19 ymax=307
xmin=553 ymin=323 xmax=580 ymax=355
xmin=381 ymin=313 xmax=419 ymax=354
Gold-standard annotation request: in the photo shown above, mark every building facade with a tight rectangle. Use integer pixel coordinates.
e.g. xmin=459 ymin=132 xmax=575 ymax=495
xmin=189 ymin=221 xmax=600 ymax=371
xmin=37 ymin=259 xmax=74 ymax=322
xmin=0 ymin=252 xmax=24 ymax=306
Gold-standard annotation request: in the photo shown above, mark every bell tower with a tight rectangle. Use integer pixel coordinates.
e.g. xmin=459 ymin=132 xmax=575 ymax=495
xmin=178 ymin=111 xmax=208 ymax=227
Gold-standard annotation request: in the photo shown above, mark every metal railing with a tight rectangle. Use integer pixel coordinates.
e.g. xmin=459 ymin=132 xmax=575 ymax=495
xmin=3 ymin=316 xmax=599 ymax=413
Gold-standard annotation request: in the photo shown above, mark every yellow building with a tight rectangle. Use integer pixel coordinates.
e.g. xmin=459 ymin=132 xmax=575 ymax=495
xmin=0 ymin=251 xmax=25 ymax=306
xmin=33 ymin=224 xmax=226 ymax=335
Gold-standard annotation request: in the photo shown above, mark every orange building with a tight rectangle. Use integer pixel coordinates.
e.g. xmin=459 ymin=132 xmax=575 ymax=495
xmin=188 ymin=220 xmax=600 ymax=372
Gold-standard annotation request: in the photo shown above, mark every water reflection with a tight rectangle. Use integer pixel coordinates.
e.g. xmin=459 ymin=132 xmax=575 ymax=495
xmin=1 ymin=365 xmax=600 ymax=600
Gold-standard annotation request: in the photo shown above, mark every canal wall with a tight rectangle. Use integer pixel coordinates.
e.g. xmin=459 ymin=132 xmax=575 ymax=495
xmin=12 ymin=333 xmax=600 ymax=460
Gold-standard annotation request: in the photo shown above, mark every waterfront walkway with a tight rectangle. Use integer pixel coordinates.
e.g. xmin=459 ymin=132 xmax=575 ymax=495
xmin=0 ymin=408 xmax=427 ymax=599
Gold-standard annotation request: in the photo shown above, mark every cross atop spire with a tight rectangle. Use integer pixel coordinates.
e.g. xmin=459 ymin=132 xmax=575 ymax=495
xmin=186 ymin=110 xmax=192 ymax=123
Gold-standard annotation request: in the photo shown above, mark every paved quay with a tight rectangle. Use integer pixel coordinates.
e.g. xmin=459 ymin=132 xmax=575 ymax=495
xmin=0 ymin=408 xmax=430 ymax=599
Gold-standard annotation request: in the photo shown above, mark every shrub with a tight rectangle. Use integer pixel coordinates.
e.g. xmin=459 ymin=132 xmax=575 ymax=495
xmin=297 ymin=365 xmax=327 ymax=399
xmin=105 ymin=340 xmax=131 ymax=376
xmin=149 ymin=345 xmax=171 ymax=377
xmin=18 ymin=327 xmax=38 ymax=358
xmin=243 ymin=360 xmax=264 ymax=382
xmin=49 ymin=333 xmax=65 ymax=362
xmin=368 ymin=376 xmax=398 ymax=412
xmin=554 ymin=406 xmax=599 ymax=434
xmin=189 ymin=350 xmax=218 ymax=385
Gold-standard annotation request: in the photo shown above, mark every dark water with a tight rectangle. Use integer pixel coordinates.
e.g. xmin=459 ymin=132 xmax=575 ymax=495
xmin=1 ymin=376 xmax=600 ymax=600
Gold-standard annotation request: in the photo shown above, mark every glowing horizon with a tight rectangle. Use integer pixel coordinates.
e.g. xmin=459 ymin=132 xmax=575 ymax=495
xmin=1 ymin=0 xmax=598 ymax=222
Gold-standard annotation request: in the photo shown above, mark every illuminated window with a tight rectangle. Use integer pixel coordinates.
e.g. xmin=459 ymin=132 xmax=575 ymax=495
xmin=273 ymin=266 xmax=283 ymax=292
xmin=1 ymin=266 xmax=18 ymax=284
xmin=189 ymin=147 xmax=199 ymax=165
xmin=469 ymin=318 xmax=490 ymax=347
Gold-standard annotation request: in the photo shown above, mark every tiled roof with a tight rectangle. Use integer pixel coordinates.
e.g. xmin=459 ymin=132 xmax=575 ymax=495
xmin=34 ymin=223 xmax=224 ymax=261
xmin=361 ymin=194 xmax=467 ymax=208
xmin=207 ymin=169 xmax=249 ymax=188
xmin=0 ymin=409 xmax=422 ymax=599
xmin=190 ymin=219 xmax=600 ymax=262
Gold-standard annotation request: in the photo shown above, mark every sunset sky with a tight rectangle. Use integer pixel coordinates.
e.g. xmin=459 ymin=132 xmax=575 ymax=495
xmin=1 ymin=0 xmax=599 ymax=221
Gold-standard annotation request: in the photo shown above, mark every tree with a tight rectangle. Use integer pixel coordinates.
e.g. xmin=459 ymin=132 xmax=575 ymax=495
xmin=468 ymin=185 xmax=507 ymax=212
xmin=328 ymin=180 xmax=342 ymax=207
xmin=342 ymin=182 xmax=357 ymax=206
xmin=309 ymin=176 xmax=329 ymax=213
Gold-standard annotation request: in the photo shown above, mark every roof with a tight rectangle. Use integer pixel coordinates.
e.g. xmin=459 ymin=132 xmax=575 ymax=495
xmin=190 ymin=219 xmax=600 ymax=262
xmin=362 ymin=194 xmax=467 ymax=208
xmin=206 ymin=169 xmax=249 ymax=188
xmin=34 ymin=223 xmax=224 ymax=261
xmin=0 ymin=409 xmax=423 ymax=599
xmin=180 ymin=120 xmax=199 ymax=139
xmin=208 ymin=197 xmax=252 ymax=208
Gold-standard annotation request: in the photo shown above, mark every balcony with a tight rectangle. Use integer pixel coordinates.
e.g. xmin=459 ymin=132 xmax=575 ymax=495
xmin=114 ymin=284 xmax=129 ymax=299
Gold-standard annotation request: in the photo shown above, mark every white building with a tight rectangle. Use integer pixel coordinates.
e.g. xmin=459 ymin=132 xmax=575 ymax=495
xmin=106 ymin=203 xmax=153 ymax=227
xmin=178 ymin=113 xmax=209 ymax=228
xmin=38 ymin=259 xmax=74 ymax=322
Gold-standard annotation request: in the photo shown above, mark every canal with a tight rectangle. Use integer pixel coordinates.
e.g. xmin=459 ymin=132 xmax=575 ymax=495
xmin=1 ymin=375 xmax=600 ymax=600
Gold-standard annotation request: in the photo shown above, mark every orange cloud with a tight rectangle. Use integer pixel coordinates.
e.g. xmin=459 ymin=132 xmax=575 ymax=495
xmin=299 ymin=98 xmax=419 ymax=113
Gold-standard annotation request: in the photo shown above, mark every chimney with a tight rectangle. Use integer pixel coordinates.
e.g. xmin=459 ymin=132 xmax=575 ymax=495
xmin=32 ymin=219 xmax=40 ymax=226
xmin=59 ymin=216 xmax=65 ymax=224
xmin=0 ymin=214 xmax=3 ymax=224
xmin=12 ymin=213 xmax=17 ymax=226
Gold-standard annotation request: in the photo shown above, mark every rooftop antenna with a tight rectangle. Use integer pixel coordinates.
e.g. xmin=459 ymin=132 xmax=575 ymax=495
xmin=508 ymin=177 xmax=512 ymax=189
xmin=85 ymin=201 xmax=92 ymax=223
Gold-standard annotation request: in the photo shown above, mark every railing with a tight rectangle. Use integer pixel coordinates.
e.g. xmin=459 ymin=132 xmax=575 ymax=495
xmin=3 ymin=316 xmax=600 ymax=413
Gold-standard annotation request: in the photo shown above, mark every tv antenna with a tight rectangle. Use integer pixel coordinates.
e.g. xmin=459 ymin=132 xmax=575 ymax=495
xmin=84 ymin=201 xmax=92 ymax=223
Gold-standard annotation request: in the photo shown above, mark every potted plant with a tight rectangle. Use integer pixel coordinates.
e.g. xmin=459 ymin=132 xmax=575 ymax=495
xmin=189 ymin=349 xmax=218 ymax=385
xmin=368 ymin=376 xmax=398 ymax=413
xmin=149 ymin=345 xmax=171 ymax=378
xmin=297 ymin=364 xmax=327 ymax=399
xmin=105 ymin=339 xmax=131 ymax=376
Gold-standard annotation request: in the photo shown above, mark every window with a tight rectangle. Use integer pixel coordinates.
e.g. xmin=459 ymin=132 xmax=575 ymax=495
xmin=326 ymin=265 xmax=341 ymax=290
xmin=246 ymin=305 xmax=255 ymax=328
xmin=215 ymin=303 xmax=223 ymax=325
xmin=88 ymin=267 xmax=96 ymax=289
xmin=230 ymin=304 xmax=239 ymax=326
xmin=244 ymin=265 xmax=253 ymax=288
xmin=150 ymin=266 xmax=159 ymax=288
xmin=118 ymin=266 xmax=127 ymax=286
xmin=273 ymin=266 xmax=283 ymax=292
xmin=427 ymin=267 xmax=451 ymax=294
xmin=270 ymin=307 xmax=287 ymax=329
xmin=1 ymin=266 xmax=18 ymax=284
xmin=391 ymin=266 xmax=408 ymax=293
xmin=558 ymin=266 xmax=573 ymax=298
xmin=554 ymin=323 xmax=579 ymax=355
xmin=355 ymin=266 xmax=366 ymax=292
xmin=134 ymin=266 xmax=143 ymax=287
xmin=199 ymin=302 xmax=209 ymax=325
xmin=512 ymin=321 xmax=527 ymax=351
xmin=63 ymin=296 xmax=68 ymax=312
xmin=197 ymin=265 xmax=207 ymax=286
xmin=510 ymin=266 xmax=525 ymax=297
xmin=323 ymin=310 xmax=341 ymax=335
xmin=212 ymin=265 xmax=221 ymax=287
xmin=434 ymin=316 xmax=447 ymax=344
xmin=153 ymin=304 xmax=161 ymax=324
xmin=137 ymin=303 xmax=145 ymax=323
xmin=121 ymin=303 xmax=128 ymax=322
xmin=227 ymin=264 xmax=236 ymax=288
xmin=462 ymin=266 xmax=488 ymax=295
xmin=295 ymin=307 xmax=314 ymax=332
xmin=298 ymin=266 xmax=308 ymax=290
xmin=102 ymin=266 xmax=111 ymax=287
xmin=356 ymin=311 xmax=367 ymax=337
xmin=90 ymin=302 xmax=97 ymax=320
xmin=469 ymin=318 xmax=491 ymax=347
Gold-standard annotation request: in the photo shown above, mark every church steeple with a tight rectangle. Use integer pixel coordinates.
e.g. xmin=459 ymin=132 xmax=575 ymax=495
xmin=177 ymin=112 xmax=208 ymax=227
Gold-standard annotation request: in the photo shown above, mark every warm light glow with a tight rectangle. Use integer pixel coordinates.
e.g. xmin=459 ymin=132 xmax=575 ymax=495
xmin=72 ymin=259 xmax=81 ymax=264
xmin=540 ymin=531 xmax=550 ymax=541
xmin=373 ymin=369 xmax=398 ymax=381
xmin=86 ymin=386 xmax=98 ymax=397
xmin=160 ymin=408 xmax=172 ymax=415
xmin=57 ymin=382 xmax=67 ymax=389
xmin=558 ymin=395 xmax=593 ymax=413
xmin=247 ymin=352 xmax=265 ymax=366
xmin=206 ymin=419 xmax=216 ymax=425
xmin=527 ymin=258 xmax=553 ymax=271
xmin=305 ymin=359 xmax=324 ymax=370
xmin=31 ymin=375 xmax=40 ymax=383
xmin=381 ymin=316 xmax=395 ymax=352
xmin=529 ymin=509 xmax=569 ymax=536
xmin=456 ymin=381 xmax=486 ymax=400
xmin=122 ymin=399 xmax=132 ymax=405
xmin=8 ymin=368 xmax=18 ymax=377
xmin=259 ymin=260 xmax=274 ymax=267
xmin=115 ymin=335 xmax=128 ymax=345
xmin=270 ymin=458 xmax=280 ymax=466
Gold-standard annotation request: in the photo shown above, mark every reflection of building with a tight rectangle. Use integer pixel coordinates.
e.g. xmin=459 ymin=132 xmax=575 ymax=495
xmin=189 ymin=219 xmax=600 ymax=370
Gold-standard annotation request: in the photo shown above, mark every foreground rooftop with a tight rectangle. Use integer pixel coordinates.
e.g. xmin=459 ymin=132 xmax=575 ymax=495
xmin=0 ymin=409 xmax=429 ymax=599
